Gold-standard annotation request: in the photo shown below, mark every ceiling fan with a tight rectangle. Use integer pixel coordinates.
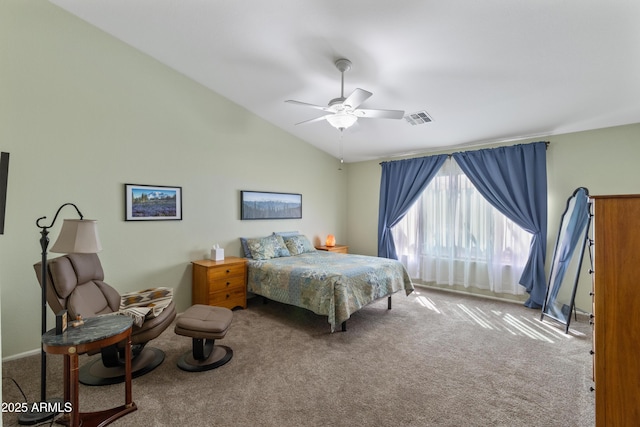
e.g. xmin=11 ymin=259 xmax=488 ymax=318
xmin=285 ymin=58 xmax=405 ymax=131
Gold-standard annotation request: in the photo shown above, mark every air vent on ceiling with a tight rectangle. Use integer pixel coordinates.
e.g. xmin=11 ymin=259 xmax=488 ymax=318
xmin=404 ymin=110 xmax=433 ymax=125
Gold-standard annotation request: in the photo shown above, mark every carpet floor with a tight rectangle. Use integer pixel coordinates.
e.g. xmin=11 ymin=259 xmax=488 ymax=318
xmin=2 ymin=286 xmax=594 ymax=426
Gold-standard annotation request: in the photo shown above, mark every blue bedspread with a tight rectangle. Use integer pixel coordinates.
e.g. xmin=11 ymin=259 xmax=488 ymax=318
xmin=247 ymin=251 xmax=414 ymax=331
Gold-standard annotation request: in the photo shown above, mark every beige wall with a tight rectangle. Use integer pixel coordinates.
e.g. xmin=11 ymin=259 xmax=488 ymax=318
xmin=3 ymin=0 xmax=640 ymax=361
xmin=347 ymin=124 xmax=640 ymax=311
xmin=0 ymin=1 xmax=347 ymax=358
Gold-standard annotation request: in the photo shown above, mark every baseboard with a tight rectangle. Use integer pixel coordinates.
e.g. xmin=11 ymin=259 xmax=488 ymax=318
xmin=2 ymin=348 xmax=40 ymax=363
xmin=413 ymin=283 xmax=527 ymax=305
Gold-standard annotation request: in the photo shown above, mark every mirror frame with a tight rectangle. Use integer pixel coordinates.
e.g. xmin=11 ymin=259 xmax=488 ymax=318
xmin=540 ymin=187 xmax=592 ymax=333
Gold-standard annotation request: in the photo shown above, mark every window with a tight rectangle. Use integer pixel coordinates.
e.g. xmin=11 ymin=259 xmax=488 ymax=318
xmin=391 ymin=158 xmax=532 ymax=295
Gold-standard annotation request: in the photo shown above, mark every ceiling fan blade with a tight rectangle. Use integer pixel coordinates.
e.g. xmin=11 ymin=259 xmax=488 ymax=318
xmin=285 ymin=100 xmax=333 ymax=112
xmin=294 ymin=115 xmax=331 ymax=126
xmin=354 ymin=108 xmax=405 ymax=119
xmin=343 ymin=88 xmax=372 ymax=109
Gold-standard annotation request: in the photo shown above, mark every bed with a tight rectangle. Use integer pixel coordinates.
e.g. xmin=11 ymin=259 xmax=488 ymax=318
xmin=244 ymin=237 xmax=414 ymax=332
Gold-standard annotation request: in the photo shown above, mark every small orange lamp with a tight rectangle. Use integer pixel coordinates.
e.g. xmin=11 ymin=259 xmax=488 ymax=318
xmin=325 ymin=234 xmax=336 ymax=247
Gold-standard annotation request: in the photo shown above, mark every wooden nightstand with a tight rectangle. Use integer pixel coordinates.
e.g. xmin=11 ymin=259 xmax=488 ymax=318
xmin=192 ymin=257 xmax=247 ymax=310
xmin=315 ymin=244 xmax=348 ymax=254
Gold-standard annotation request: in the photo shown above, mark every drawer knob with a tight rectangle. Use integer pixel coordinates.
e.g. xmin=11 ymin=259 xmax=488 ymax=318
xmin=226 ymin=282 xmax=231 ymax=286
xmin=226 ymin=269 xmax=231 ymax=273
xmin=226 ymin=294 xmax=230 ymax=299
xmin=589 ymin=386 xmax=595 ymax=392
xmin=589 ymin=349 xmax=595 ymax=355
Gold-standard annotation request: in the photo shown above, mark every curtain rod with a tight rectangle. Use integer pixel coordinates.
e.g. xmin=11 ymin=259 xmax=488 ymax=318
xmin=380 ymin=141 xmax=550 ymax=165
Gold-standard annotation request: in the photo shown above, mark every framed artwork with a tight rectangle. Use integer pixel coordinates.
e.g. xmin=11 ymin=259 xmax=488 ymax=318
xmin=125 ymin=184 xmax=182 ymax=221
xmin=241 ymin=190 xmax=302 ymax=220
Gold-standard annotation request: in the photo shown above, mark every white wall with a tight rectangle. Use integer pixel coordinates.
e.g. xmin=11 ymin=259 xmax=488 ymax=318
xmin=347 ymin=124 xmax=640 ymax=311
xmin=0 ymin=0 xmax=347 ymax=359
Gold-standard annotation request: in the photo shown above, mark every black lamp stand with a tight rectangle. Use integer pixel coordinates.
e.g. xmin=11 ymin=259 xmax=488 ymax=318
xmin=18 ymin=203 xmax=83 ymax=425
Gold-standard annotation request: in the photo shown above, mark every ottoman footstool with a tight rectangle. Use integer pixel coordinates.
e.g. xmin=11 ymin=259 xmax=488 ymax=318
xmin=174 ymin=304 xmax=233 ymax=372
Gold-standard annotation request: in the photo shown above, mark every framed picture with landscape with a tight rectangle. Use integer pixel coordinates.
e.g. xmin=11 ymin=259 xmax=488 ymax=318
xmin=241 ymin=190 xmax=302 ymax=220
xmin=125 ymin=184 xmax=182 ymax=221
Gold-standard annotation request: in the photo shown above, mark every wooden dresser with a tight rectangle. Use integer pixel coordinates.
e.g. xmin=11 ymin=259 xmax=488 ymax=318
xmin=192 ymin=257 xmax=247 ymax=310
xmin=591 ymin=194 xmax=640 ymax=426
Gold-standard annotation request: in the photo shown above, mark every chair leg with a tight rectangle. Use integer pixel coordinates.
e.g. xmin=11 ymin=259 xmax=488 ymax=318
xmin=177 ymin=340 xmax=232 ymax=372
xmin=192 ymin=338 xmax=215 ymax=361
xmin=100 ymin=345 xmax=123 ymax=368
xmin=80 ymin=346 xmax=165 ymax=386
xmin=100 ymin=343 xmax=146 ymax=367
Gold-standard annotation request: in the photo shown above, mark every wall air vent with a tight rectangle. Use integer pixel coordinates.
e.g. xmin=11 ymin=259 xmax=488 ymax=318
xmin=404 ymin=110 xmax=433 ymax=125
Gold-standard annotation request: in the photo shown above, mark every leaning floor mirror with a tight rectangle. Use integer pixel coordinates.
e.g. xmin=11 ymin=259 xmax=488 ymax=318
xmin=541 ymin=187 xmax=592 ymax=333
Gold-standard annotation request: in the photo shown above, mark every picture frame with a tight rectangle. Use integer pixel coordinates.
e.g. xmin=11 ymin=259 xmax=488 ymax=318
xmin=125 ymin=184 xmax=182 ymax=221
xmin=56 ymin=310 xmax=68 ymax=335
xmin=241 ymin=190 xmax=302 ymax=220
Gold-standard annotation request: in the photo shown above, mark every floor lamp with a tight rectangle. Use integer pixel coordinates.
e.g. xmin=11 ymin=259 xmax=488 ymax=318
xmin=18 ymin=203 xmax=102 ymax=425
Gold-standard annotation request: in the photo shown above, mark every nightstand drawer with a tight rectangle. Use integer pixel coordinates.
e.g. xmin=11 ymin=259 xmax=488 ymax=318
xmin=209 ymin=288 xmax=246 ymax=309
xmin=208 ymin=275 xmax=245 ymax=293
xmin=208 ymin=264 xmax=245 ymax=282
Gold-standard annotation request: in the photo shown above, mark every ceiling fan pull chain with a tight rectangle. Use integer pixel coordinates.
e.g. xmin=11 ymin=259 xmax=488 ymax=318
xmin=337 ymin=130 xmax=344 ymax=170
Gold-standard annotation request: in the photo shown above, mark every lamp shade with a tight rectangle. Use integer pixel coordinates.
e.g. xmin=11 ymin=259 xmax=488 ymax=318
xmin=50 ymin=219 xmax=102 ymax=254
xmin=325 ymin=113 xmax=357 ymax=130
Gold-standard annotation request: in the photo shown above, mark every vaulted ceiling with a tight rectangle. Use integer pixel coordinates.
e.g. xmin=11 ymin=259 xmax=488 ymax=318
xmin=50 ymin=0 xmax=640 ymax=162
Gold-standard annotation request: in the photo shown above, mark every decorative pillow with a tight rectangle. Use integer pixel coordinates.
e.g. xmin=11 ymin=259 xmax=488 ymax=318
xmin=247 ymin=234 xmax=290 ymax=260
xmin=240 ymin=237 xmax=252 ymax=258
xmin=272 ymin=234 xmax=291 ymax=257
xmin=283 ymin=234 xmax=316 ymax=255
xmin=273 ymin=230 xmax=299 ymax=237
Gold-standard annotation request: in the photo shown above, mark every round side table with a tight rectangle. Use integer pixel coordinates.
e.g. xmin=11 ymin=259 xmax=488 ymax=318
xmin=42 ymin=315 xmax=137 ymax=427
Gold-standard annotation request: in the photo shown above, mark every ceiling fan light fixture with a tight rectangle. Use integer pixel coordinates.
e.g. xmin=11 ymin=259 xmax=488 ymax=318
xmin=287 ymin=58 xmax=404 ymax=131
xmin=325 ymin=113 xmax=357 ymax=130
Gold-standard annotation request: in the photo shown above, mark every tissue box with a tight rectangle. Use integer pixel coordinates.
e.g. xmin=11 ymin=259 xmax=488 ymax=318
xmin=211 ymin=248 xmax=224 ymax=261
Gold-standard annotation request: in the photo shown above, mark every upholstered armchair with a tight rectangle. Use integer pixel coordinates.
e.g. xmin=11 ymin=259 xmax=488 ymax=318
xmin=35 ymin=253 xmax=176 ymax=385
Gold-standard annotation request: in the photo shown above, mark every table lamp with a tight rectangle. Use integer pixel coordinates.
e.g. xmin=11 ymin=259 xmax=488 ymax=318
xmin=325 ymin=234 xmax=336 ymax=247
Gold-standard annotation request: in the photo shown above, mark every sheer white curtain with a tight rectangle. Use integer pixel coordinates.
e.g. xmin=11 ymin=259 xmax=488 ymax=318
xmin=391 ymin=158 xmax=532 ymax=295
